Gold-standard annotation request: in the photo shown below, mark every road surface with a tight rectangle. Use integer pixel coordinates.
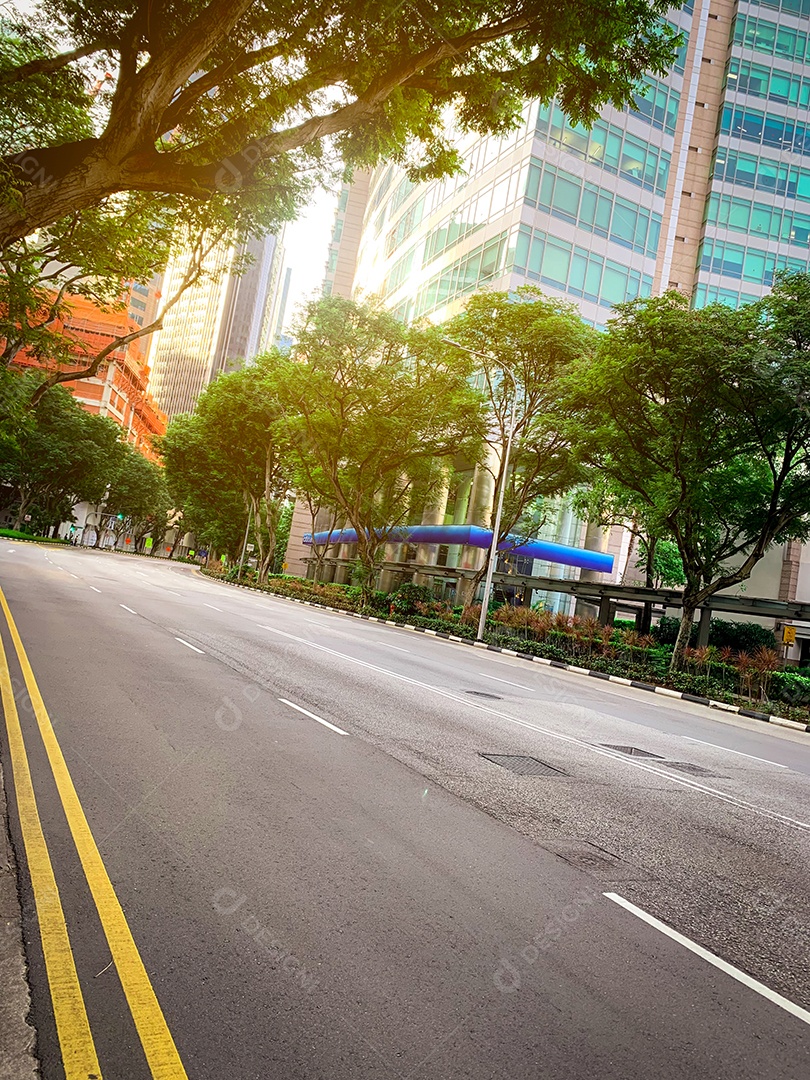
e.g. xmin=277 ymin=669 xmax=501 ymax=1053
xmin=0 ymin=541 xmax=808 ymax=1079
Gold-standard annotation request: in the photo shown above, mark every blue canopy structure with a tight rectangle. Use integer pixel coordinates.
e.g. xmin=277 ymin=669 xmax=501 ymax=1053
xmin=303 ymin=524 xmax=614 ymax=574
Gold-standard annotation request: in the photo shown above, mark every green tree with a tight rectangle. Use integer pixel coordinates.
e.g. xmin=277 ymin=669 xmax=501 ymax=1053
xmin=159 ymin=413 xmax=247 ymax=562
xmin=440 ymin=287 xmax=597 ymax=596
xmin=637 ymin=538 xmax=685 ymax=590
xmin=0 ymin=21 xmax=301 ymax=406
xmin=279 ymin=296 xmax=487 ymax=601
xmin=191 ymin=357 xmax=293 ymax=580
xmin=0 ymin=2 xmax=681 ymax=247
xmin=567 ymin=283 xmax=810 ymax=669
xmin=0 ymin=379 xmax=123 ymax=528
xmin=104 ymin=444 xmax=172 ymax=552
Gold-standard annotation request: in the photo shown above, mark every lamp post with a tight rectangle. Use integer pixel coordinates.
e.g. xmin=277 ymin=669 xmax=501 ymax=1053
xmin=441 ymin=339 xmax=518 ymax=640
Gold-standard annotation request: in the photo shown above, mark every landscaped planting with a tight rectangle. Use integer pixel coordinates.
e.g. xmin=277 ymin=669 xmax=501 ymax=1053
xmin=202 ymin=569 xmax=810 ymax=725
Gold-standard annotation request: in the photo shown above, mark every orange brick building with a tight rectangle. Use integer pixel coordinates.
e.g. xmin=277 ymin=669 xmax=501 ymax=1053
xmin=12 ymin=294 xmax=167 ymax=458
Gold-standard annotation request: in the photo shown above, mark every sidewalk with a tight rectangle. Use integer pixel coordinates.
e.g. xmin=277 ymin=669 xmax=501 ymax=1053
xmin=0 ymin=759 xmax=38 ymax=1079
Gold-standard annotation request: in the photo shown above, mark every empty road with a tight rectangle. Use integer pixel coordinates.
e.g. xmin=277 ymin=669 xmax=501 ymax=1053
xmin=1 ymin=541 xmax=808 ymax=1079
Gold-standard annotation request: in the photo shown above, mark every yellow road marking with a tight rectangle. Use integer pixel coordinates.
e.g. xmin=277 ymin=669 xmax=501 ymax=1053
xmin=0 ymin=586 xmax=189 ymax=1079
xmin=0 ymin=618 xmax=101 ymax=1078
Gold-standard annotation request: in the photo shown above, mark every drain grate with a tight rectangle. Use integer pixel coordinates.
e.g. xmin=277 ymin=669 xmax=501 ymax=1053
xmin=479 ymin=753 xmax=566 ymax=777
xmin=601 ymin=745 xmax=664 ymax=758
xmin=467 ymin=690 xmax=502 ymax=700
xmin=659 ymin=761 xmax=720 ymax=777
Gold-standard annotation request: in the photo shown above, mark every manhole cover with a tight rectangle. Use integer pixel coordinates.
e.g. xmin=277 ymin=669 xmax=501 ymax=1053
xmin=479 ymin=753 xmax=565 ymax=777
xmin=659 ymin=761 xmax=720 ymax=777
xmin=467 ymin=690 xmax=502 ymax=699
xmin=601 ymin=745 xmax=664 ymax=758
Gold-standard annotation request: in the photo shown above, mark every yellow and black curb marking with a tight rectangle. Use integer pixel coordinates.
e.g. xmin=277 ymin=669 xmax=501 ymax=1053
xmin=0 ymin=584 xmax=188 ymax=1079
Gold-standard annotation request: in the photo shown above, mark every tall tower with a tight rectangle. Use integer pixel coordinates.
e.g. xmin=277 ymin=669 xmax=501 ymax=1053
xmin=345 ymin=1 xmax=809 ymax=323
xmin=147 ymin=231 xmax=284 ymax=417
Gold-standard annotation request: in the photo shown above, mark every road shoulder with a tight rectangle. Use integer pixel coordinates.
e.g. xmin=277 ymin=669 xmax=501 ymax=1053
xmin=0 ymin=757 xmax=38 ymax=1080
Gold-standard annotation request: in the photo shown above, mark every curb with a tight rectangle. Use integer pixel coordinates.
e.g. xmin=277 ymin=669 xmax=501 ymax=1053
xmin=205 ymin=575 xmax=810 ymax=735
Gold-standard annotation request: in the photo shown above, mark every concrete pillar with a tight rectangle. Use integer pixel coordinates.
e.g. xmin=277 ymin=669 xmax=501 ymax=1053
xmin=597 ymin=595 xmax=613 ymax=627
xmin=697 ymin=607 xmax=711 ymax=647
xmin=413 ymin=470 xmax=451 ymax=587
xmin=456 ymin=458 xmax=496 ymax=606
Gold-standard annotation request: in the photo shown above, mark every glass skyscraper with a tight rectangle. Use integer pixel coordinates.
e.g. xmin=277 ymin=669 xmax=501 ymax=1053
xmin=346 ymin=0 xmax=809 ymax=326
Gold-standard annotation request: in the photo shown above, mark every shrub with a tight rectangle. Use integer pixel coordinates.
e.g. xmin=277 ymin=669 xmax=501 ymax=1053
xmin=652 ymin=614 xmax=777 ymax=651
xmin=388 ymin=582 xmax=434 ymax=618
xmin=0 ymin=528 xmax=68 ymax=544
xmin=772 ymin=670 xmax=810 ymax=707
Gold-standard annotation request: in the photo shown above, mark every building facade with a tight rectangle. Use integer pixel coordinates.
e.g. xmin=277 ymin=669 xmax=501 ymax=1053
xmin=12 ymin=294 xmax=167 ymax=456
xmin=288 ymin=0 xmax=810 ymax=648
xmin=147 ymin=231 xmax=286 ymax=418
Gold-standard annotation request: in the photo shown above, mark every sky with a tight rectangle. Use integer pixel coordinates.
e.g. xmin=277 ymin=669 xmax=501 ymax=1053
xmin=278 ymin=187 xmax=339 ymax=335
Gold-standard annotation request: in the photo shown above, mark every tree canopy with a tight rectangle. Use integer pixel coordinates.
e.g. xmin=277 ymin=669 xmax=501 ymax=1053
xmin=566 ymin=280 xmax=810 ymax=667
xmin=279 ymin=295 xmax=487 ymax=595
xmin=0 ymin=1 xmax=680 ymax=247
xmin=439 ymin=287 xmax=597 ymax=590
xmin=0 ymin=374 xmax=124 ymax=530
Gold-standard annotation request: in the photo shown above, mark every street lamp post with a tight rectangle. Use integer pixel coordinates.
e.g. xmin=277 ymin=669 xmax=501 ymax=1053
xmin=441 ymin=339 xmax=519 ymax=640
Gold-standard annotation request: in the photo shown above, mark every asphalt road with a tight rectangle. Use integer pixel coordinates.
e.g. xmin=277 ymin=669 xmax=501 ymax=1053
xmin=0 ymin=541 xmax=808 ymax=1079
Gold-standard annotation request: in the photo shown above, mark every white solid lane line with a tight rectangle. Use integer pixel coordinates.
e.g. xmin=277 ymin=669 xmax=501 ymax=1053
xmin=680 ymin=736 xmax=787 ymax=768
xmin=478 ymin=672 xmax=537 ymax=692
xmin=175 ymin=637 xmax=205 ymax=654
xmin=278 ymin=697 xmax=348 ymax=735
xmin=604 ymin=892 xmax=810 ymax=1028
xmin=376 ymin=641 xmax=410 ymax=652
xmin=120 ymin=604 xmax=137 ymax=614
xmin=89 ymin=586 xmax=102 ymax=593
xmin=256 ymin=623 xmax=810 ymax=833
xmin=203 ymin=603 xmax=222 ymax=612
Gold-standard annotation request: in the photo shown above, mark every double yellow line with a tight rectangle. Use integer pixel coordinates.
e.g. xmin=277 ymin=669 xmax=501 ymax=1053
xmin=0 ymin=584 xmax=188 ymax=1079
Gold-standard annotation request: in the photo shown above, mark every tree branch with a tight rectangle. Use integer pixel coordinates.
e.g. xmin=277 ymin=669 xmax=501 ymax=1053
xmin=0 ymin=41 xmax=104 ymax=87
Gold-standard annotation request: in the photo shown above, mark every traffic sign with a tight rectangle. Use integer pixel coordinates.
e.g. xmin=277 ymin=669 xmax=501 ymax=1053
xmin=782 ymin=625 xmax=797 ymax=645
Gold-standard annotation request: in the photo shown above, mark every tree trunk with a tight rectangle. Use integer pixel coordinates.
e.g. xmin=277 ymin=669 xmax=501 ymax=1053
xmin=670 ymin=599 xmax=698 ymax=673
xmin=639 ymin=536 xmax=656 ymax=635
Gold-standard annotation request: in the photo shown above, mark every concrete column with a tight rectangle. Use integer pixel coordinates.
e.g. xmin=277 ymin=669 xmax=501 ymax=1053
xmin=598 ymin=595 xmax=613 ymax=627
xmin=413 ymin=470 xmax=451 ymax=587
xmin=454 ymin=469 xmax=491 ymax=605
xmin=697 ymin=607 xmax=711 ymax=647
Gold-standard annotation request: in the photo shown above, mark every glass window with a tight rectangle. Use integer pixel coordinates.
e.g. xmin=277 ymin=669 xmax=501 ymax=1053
xmin=742 ymin=110 xmax=765 ymax=141
xmin=525 ymin=163 xmax=541 ymax=204
xmin=579 ymin=187 xmax=598 ymax=227
xmin=758 ymin=158 xmax=779 ymax=192
xmin=743 ymin=249 xmax=767 ymax=284
xmin=584 ymin=260 xmax=602 ymax=301
xmin=770 ymin=72 xmax=793 ymax=104
xmin=528 ymin=235 xmax=544 ymax=276
xmin=541 ymin=241 xmax=571 ymax=286
xmin=611 ymin=202 xmax=637 ymax=247
xmin=568 ymin=252 xmax=588 ymax=294
xmin=601 ymin=265 xmax=629 ymax=306
xmin=552 ymin=175 xmax=581 ymax=219
xmin=604 ymin=131 xmax=622 ymax=171
xmin=514 ymin=228 xmax=530 ymax=270
xmin=777 ymin=26 xmax=794 ymax=57
xmin=750 ymin=205 xmax=773 ymax=237
xmin=539 ymin=170 xmax=555 ymax=210
xmin=595 ymin=193 xmax=612 ymax=233
xmin=729 ymin=199 xmax=751 ymax=230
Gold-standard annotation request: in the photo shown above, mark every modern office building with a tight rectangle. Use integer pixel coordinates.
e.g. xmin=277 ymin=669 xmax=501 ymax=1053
xmin=351 ymin=0 xmax=810 ymax=325
xmin=147 ymin=230 xmax=286 ymax=417
xmin=288 ymin=0 xmax=810 ymax=648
